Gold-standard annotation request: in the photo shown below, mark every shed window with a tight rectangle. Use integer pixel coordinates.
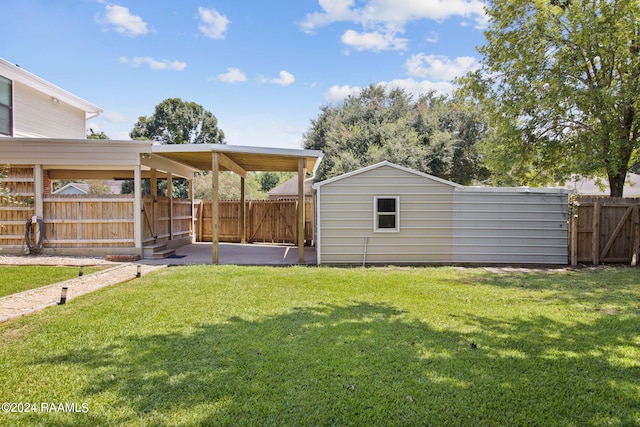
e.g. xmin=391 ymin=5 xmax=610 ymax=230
xmin=0 ymin=76 xmax=11 ymax=136
xmin=374 ymin=196 xmax=399 ymax=232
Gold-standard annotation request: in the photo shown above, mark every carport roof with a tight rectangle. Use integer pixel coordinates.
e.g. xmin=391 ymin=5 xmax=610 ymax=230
xmin=152 ymin=143 xmax=323 ymax=173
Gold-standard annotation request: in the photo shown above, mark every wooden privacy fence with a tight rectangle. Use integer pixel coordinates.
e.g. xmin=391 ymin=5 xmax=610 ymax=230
xmin=142 ymin=195 xmax=193 ymax=245
xmin=0 ymin=166 xmax=35 ymax=247
xmin=44 ymin=194 xmax=135 ymax=248
xmin=570 ymin=197 xmax=640 ymax=265
xmin=195 ymin=199 xmax=314 ymax=245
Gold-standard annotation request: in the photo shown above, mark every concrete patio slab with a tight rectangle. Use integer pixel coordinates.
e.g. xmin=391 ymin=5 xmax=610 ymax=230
xmin=138 ymin=242 xmax=317 ymax=266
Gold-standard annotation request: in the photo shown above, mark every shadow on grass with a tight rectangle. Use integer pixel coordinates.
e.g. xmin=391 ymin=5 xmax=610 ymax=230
xmin=31 ymin=302 xmax=640 ymax=426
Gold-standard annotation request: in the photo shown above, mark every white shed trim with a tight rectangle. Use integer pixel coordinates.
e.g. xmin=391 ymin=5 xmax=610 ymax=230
xmin=312 ymin=161 xmax=464 ymax=189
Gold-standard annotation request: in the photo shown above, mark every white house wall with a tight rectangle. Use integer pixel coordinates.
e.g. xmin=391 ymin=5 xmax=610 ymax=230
xmin=14 ymin=82 xmax=86 ymax=139
xmin=317 ymin=164 xmax=456 ymax=264
xmin=452 ymin=190 xmax=569 ymax=264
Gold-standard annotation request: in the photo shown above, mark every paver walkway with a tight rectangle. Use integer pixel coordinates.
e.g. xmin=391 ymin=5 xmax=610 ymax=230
xmin=0 ymin=263 xmax=165 ymax=323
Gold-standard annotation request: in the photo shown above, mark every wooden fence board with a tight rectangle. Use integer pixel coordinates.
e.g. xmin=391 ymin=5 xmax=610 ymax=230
xmin=0 ymin=166 xmax=35 ymax=246
xmin=195 ymin=199 xmax=314 ymax=245
xmin=570 ymin=197 xmax=640 ymax=265
xmin=44 ymin=195 xmax=136 ymax=248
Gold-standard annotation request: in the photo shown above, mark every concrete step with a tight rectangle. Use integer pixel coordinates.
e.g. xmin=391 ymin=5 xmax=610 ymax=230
xmin=149 ymin=248 xmax=176 ymax=259
xmin=143 ymin=243 xmax=175 ymax=259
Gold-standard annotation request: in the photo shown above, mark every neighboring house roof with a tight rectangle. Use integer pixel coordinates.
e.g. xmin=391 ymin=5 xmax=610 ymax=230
xmin=555 ymin=174 xmax=640 ymax=197
xmin=268 ymin=176 xmax=313 ymax=198
xmin=0 ymin=57 xmax=102 ymax=120
xmin=53 ymin=181 xmax=122 ymax=195
xmin=53 ymin=183 xmax=89 ymax=195
xmin=313 ymin=161 xmax=465 ymax=189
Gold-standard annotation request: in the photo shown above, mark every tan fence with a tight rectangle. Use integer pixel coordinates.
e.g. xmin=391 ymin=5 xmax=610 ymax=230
xmin=195 ymin=199 xmax=314 ymax=245
xmin=0 ymin=166 xmax=35 ymax=247
xmin=570 ymin=197 xmax=640 ymax=265
xmin=44 ymin=194 xmax=136 ymax=248
xmin=142 ymin=196 xmax=193 ymax=245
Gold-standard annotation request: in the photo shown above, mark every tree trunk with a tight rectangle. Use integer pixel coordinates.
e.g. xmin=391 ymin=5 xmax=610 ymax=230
xmin=608 ymin=169 xmax=627 ymax=197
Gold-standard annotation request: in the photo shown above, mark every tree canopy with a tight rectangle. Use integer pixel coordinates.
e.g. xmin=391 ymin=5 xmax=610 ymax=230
xmin=459 ymin=0 xmax=640 ymax=196
xmin=303 ymin=84 xmax=489 ymax=184
xmin=130 ymin=98 xmax=225 ymax=144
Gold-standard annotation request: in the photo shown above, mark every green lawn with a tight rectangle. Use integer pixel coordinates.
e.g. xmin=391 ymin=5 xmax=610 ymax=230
xmin=0 ymin=265 xmax=638 ymax=426
xmin=0 ymin=266 xmax=105 ymax=298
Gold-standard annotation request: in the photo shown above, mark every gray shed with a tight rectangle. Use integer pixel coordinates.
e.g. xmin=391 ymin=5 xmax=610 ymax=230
xmin=313 ymin=161 xmax=570 ymax=265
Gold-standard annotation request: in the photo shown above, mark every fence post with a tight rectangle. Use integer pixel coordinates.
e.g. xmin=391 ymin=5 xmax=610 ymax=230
xmin=570 ymin=206 xmax=578 ymax=266
xmin=632 ymin=206 xmax=640 ymax=266
xmin=592 ymin=200 xmax=600 ymax=265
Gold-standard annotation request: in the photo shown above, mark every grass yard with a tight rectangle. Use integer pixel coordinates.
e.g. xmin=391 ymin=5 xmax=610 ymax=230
xmin=0 ymin=266 xmax=105 ymax=298
xmin=0 ymin=265 xmax=638 ymax=426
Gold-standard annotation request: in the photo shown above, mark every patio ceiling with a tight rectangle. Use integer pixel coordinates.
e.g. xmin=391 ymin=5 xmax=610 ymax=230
xmin=151 ymin=144 xmax=323 ymax=174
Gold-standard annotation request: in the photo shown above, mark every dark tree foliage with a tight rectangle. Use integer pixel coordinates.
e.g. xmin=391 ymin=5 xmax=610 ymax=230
xmin=258 ymin=172 xmax=281 ymax=193
xmin=130 ymin=98 xmax=225 ymax=144
xmin=121 ymin=178 xmax=189 ymax=199
xmin=303 ymin=84 xmax=489 ymax=184
xmin=87 ymin=128 xmax=109 ymax=139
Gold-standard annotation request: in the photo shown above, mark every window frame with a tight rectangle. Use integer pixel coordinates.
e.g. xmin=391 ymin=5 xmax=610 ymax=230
xmin=373 ymin=196 xmax=400 ymax=233
xmin=0 ymin=75 xmax=12 ymax=137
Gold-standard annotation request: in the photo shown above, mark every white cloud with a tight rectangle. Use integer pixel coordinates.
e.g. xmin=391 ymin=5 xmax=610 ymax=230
xmin=405 ymin=54 xmax=478 ymax=81
xmin=341 ymin=29 xmax=407 ymax=52
xmin=102 ymin=5 xmax=148 ymax=36
xmin=269 ymin=70 xmax=296 ymax=86
xmin=300 ymin=0 xmax=359 ymax=33
xmin=324 ymin=78 xmax=456 ymax=104
xmin=218 ymin=67 xmax=247 ymax=83
xmin=384 ymin=78 xmax=455 ymax=97
xmin=324 ymin=84 xmax=362 ymax=103
xmin=301 ymin=0 xmax=486 ymax=33
xmin=119 ymin=56 xmax=187 ymax=71
xmin=425 ymin=32 xmax=439 ymax=43
xmin=198 ymin=7 xmax=230 ymax=40
xmin=102 ymin=111 xmax=128 ymax=123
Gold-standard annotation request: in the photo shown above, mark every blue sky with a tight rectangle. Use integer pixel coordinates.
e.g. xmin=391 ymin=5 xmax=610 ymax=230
xmin=1 ymin=0 xmax=487 ymax=149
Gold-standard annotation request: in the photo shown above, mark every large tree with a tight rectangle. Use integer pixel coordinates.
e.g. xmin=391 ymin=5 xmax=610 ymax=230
xmin=303 ymin=84 xmax=489 ymax=183
xmin=460 ymin=0 xmax=640 ymax=196
xmin=131 ymin=98 xmax=225 ymax=144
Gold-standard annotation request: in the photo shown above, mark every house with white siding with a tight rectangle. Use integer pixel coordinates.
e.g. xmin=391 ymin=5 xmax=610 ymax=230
xmin=0 ymin=58 xmax=102 ymax=139
xmin=313 ymin=161 xmax=570 ymax=265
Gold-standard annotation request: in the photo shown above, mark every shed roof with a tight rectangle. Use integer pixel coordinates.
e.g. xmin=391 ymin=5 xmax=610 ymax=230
xmin=0 ymin=58 xmax=102 ymax=120
xmin=313 ymin=161 xmax=571 ymax=194
xmin=312 ymin=161 xmax=464 ymax=189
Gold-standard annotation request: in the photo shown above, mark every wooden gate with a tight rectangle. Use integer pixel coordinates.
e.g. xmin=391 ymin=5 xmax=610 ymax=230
xmin=570 ymin=197 xmax=640 ymax=265
xmin=195 ymin=199 xmax=314 ymax=245
xmin=142 ymin=196 xmax=193 ymax=245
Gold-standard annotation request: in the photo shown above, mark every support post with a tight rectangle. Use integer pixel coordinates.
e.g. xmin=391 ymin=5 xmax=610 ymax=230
xmin=240 ymin=176 xmax=246 ymax=244
xmin=150 ymin=168 xmax=157 ymax=199
xmin=212 ymin=153 xmax=220 ymax=264
xmin=167 ymin=173 xmax=174 ymax=240
xmin=189 ymin=177 xmax=195 ymax=242
xmin=33 ymin=165 xmax=44 ymax=247
xmin=297 ymin=158 xmax=307 ymax=264
xmin=150 ymin=168 xmax=157 ymax=241
xmin=133 ymin=166 xmax=143 ymax=253
xmin=33 ymin=165 xmax=44 ymax=219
